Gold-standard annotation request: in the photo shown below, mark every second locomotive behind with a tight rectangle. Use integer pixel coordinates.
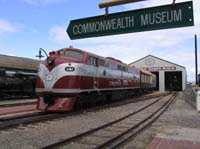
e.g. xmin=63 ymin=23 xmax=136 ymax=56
xmin=36 ymin=47 xmax=156 ymax=111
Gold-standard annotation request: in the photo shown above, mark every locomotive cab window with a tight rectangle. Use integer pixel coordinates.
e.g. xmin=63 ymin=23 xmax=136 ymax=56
xmin=99 ymin=60 xmax=109 ymax=67
xmin=117 ymin=65 xmax=122 ymax=70
xmin=65 ymin=50 xmax=84 ymax=60
xmin=87 ymin=56 xmax=97 ymax=66
xmin=122 ymin=66 xmax=128 ymax=72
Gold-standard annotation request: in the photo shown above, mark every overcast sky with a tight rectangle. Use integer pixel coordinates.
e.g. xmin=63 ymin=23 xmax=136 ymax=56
xmin=0 ymin=0 xmax=199 ymax=82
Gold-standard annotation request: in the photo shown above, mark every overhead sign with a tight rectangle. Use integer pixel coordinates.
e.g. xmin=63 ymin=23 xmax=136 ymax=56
xmin=142 ymin=66 xmax=176 ymax=71
xmin=67 ymin=1 xmax=194 ymax=40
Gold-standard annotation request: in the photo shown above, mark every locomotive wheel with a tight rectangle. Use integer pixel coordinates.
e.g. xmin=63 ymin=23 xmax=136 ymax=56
xmin=74 ymin=96 xmax=84 ymax=109
xmin=97 ymin=94 xmax=107 ymax=105
xmin=74 ymin=92 xmax=109 ymax=109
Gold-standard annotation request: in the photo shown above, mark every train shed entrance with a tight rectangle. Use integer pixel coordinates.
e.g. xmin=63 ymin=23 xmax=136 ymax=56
xmin=129 ymin=55 xmax=186 ymax=92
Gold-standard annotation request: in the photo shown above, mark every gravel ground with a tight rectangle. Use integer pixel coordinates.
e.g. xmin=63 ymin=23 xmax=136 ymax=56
xmin=0 ymin=96 xmax=162 ymax=149
xmin=121 ymin=91 xmax=200 ymax=149
xmin=0 ymin=92 xmax=199 ymax=149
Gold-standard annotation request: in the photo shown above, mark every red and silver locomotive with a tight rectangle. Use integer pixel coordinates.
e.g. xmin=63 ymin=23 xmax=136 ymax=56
xmin=36 ymin=47 xmax=156 ymax=111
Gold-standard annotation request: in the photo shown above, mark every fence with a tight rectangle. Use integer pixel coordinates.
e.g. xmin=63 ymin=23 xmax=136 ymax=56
xmin=183 ymin=86 xmax=200 ymax=112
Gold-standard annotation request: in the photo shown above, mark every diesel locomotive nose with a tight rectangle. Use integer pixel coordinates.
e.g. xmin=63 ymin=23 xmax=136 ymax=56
xmin=46 ymin=51 xmax=56 ymax=65
xmin=46 ymin=56 xmax=54 ymax=65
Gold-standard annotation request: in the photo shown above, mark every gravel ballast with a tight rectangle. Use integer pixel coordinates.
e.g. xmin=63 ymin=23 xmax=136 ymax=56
xmin=0 ymin=92 xmax=199 ymax=148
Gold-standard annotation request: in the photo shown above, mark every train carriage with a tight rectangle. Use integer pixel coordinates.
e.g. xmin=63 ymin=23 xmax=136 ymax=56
xmin=140 ymin=69 xmax=156 ymax=90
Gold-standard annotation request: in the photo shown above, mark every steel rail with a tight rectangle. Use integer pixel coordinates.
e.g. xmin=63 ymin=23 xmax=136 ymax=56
xmin=110 ymin=94 xmax=176 ymax=148
xmin=0 ymin=101 xmax=36 ymax=108
xmin=42 ymin=94 xmax=170 ymax=148
xmin=0 ymin=111 xmax=45 ymax=122
xmin=97 ymin=93 xmax=176 ymax=148
xmin=0 ymin=112 xmax=55 ymax=129
xmin=0 ymin=93 xmax=168 ymax=130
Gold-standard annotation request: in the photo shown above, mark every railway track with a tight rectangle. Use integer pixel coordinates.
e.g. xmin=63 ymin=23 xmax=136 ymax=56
xmin=0 ymin=101 xmax=36 ymax=108
xmin=0 ymin=92 xmax=169 ymax=130
xmin=0 ymin=111 xmax=52 ymax=129
xmin=42 ymin=93 xmax=176 ymax=149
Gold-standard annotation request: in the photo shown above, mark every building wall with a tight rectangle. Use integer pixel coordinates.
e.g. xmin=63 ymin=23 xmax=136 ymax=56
xmin=159 ymin=71 xmax=165 ymax=92
xmin=130 ymin=55 xmax=186 ymax=92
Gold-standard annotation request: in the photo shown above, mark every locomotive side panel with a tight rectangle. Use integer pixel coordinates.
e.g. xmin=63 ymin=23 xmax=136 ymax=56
xmin=80 ymin=56 xmax=98 ymax=90
xmin=36 ymin=47 xmax=156 ymax=111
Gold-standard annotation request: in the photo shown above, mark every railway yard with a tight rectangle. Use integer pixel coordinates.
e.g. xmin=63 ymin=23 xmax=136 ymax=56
xmin=1 ymin=46 xmax=199 ymax=149
xmin=0 ymin=46 xmax=199 ymax=149
xmin=0 ymin=1 xmax=199 ymax=148
xmin=0 ymin=91 xmax=200 ymax=149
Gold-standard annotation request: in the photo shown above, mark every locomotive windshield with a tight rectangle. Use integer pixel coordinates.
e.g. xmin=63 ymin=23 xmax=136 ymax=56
xmin=64 ymin=50 xmax=84 ymax=60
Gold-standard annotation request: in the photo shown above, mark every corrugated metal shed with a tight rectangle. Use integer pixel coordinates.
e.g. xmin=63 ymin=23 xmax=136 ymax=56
xmin=0 ymin=54 xmax=39 ymax=71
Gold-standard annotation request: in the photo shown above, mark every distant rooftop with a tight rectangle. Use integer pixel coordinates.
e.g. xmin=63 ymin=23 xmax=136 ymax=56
xmin=0 ymin=54 xmax=39 ymax=71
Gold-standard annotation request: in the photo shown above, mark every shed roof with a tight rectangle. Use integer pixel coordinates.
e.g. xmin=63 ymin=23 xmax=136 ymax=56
xmin=129 ymin=55 xmax=185 ymax=69
xmin=0 ymin=54 xmax=39 ymax=71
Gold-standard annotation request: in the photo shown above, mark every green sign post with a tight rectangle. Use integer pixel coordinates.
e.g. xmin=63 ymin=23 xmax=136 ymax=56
xmin=67 ymin=1 xmax=194 ymax=40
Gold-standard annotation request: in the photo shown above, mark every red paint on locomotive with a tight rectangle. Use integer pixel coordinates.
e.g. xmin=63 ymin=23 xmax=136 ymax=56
xmin=37 ymin=97 xmax=76 ymax=111
xmin=35 ymin=47 xmax=156 ymax=112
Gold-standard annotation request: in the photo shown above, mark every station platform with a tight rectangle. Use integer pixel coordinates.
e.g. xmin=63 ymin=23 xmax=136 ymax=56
xmin=0 ymin=99 xmax=37 ymax=115
xmin=0 ymin=98 xmax=36 ymax=106
xmin=146 ymin=127 xmax=200 ymax=149
xmin=0 ymin=105 xmax=36 ymax=115
xmin=146 ymin=91 xmax=200 ymax=149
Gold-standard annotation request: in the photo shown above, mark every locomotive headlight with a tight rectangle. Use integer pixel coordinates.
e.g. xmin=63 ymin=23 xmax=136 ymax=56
xmin=65 ymin=67 xmax=75 ymax=72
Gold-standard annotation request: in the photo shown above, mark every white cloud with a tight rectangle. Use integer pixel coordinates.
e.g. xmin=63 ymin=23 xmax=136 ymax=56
xmin=7 ymin=53 xmax=16 ymax=57
xmin=71 ymin=25 xmax=197 ymax=82
xmin=126 ymin=0 xmax=200 ymax=25
xmin=75 ymin=25 xmax=196 ymax=51
xmin=125 ymin=0 xmax=196 ymax=9
xmin=0 ymin=19 xmax=18 ymax=34
xmin=47 ymin=0 xmax=199 ymax=81
xmin=49 ymin=25 xmax=68 ymax=45
xmin=154 ymin=49 xmax=197 ymax=81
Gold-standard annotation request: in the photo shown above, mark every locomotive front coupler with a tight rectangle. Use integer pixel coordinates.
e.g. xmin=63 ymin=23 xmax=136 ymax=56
xmin=43 ymin=94 xmax=55 ymax=106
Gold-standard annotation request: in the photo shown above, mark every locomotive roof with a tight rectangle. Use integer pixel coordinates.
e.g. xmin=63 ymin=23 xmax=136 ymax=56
xmin=56 ymin=48 xmax=153 ymax=74
xmin=0 ymin=54 xmax=39 ymax=71
xmin=60 ymin=47 xmax=127 ymax=66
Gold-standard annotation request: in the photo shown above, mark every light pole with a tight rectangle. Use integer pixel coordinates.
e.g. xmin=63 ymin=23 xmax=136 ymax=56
xmin=36 ymin=48 xmax=48 ymax=59
xmin=195 ymin=35 xmax=198 ymax=86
